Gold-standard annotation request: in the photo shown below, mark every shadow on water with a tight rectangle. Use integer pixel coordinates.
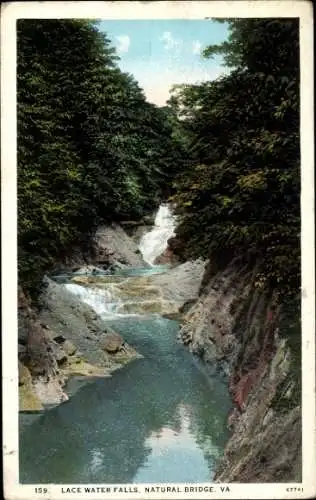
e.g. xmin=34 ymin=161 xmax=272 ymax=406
xmin=20 ymin=316 xmax=231 ymax=484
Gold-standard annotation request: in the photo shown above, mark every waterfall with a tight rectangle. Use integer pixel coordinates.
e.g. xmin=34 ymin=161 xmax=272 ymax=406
xmin=64 ymin=203 xmax=177 ymax=319
xmin=65 ymin=283 xmax=122 ymax=317
xmin=139 ymin=204 xmax=176 ymax=265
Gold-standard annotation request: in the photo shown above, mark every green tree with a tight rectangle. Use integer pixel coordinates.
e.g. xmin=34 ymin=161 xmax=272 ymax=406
xmin=17 ymin=19 xmax=184 ymax=294
xmin=169 ymin=19 xmax=300 ymax=293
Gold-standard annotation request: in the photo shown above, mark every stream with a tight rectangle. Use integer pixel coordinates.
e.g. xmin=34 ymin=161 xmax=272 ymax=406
xmin=19 ymin=204 xmax=231 ymax=484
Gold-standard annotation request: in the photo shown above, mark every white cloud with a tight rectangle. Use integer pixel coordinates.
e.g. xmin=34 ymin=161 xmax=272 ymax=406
xmin=160 ymin=31 xmax=182 ymax=52
xmin=192 ymin=40 xmax=202 ymax=55
xmin=137 ymin=64 xmax=228 ymax=107
xmin=116 ymin=35 xmax=130 ymax=53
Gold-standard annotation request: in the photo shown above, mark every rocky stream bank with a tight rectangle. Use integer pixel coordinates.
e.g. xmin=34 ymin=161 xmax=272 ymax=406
xmin=18 ymin=222 xmax=151 ymax=411
xmin=179 ymin=257 xmax=301 ymax=482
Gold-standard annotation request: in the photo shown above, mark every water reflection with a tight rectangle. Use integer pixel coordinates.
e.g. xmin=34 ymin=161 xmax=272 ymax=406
xmin=20 ymin=318 xmax=231 ymax=484
xmin=134 ymin=404 xmax=211 ymax=483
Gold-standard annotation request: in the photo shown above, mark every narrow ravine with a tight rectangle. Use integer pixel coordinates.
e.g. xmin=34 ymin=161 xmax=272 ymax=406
xmin=19 ymin=204 xmax=232 ymax=484
xmin=15 ymin=18 xmax=304 ymax=489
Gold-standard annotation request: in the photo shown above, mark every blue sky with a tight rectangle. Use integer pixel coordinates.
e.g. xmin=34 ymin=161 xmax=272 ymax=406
xmin=98 ymin=20 xmax=229 ymax=106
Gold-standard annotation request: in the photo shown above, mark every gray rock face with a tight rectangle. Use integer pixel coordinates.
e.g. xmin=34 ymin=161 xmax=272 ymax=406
xmin=94 ymin=224 xmax=147 ymax=267
xmin=62 ymin=339 xmax=77 ymax=356
xmin=215 ymin=343 xmax=301 ymax=482
xmin=18 ymin=287 xmax=59 ymax=381
xmin=149 ymin=259 xmax=206 ymax=309
xmin=51 ymin=343 xmax=68 ymax=366
xmin=179 ymin=260 xmax=245 ymax=376
xmin=54 ymin=222 xmax=147 ymax=271
xmin=25 ymin=317 xmax=58 ymax=377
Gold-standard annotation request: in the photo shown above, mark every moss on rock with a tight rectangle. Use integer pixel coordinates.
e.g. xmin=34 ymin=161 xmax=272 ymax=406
xmin=62 ymin=357 xmax=109 ymax=377
xmin=19 ymin=362 xmax=32 ymax=386
xmin=19 ymin=363 xmax=44 ymax=411
xmin=19 ymin=385 xmax=44 ymax=411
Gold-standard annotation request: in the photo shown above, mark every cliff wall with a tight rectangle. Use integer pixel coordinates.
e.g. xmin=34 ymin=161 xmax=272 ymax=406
xmin=54 ymin=222 xmax=147 ymax=272
xmin=180 ymin=258 xmax=301 ymax=482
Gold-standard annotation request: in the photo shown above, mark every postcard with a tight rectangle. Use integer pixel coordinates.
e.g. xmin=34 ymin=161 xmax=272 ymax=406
xmin=1 ymin=1 xmax=315 ymax=499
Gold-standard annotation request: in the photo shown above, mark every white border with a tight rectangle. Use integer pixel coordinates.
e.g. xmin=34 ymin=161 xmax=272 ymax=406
xmin=1 ymin=1 xmax=315 ymax=499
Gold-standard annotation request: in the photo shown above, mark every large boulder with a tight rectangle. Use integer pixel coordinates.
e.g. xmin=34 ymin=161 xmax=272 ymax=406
xmin=154 ymin=246 xmax=179 ymax=265
xmin=148 ymin=259 xmax=206 ymax=308
xmin=101 ymin=332 xmax=124 ymax=354
xmin=167 ymin=236 xmax=185 ymax=258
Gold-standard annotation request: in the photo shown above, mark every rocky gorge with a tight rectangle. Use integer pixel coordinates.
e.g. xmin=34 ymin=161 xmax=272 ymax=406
xmin=18 ymin=221 xmax=148 ymax=412
xmin=14 ymin=16 xmax=307 ymax=490
xmin=18 ymin=204 xmax=301 ymax=483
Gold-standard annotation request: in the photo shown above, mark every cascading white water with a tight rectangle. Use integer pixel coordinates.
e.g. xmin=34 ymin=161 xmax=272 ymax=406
xmin=65 ymin=283 xmax=122 ymax=317
xmin=139 ymin=204 xmax=176 ymax=265
xmin=64 ymin=204 xmax=177 ymax=318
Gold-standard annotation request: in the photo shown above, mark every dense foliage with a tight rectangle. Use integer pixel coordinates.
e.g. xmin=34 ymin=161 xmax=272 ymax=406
xmin=18 ymin=18 xmax=301 ymax=298
xmin=18 ymin=19 xmax=185 ymax=293
xmin=169 ymin=19 xmax=300 ymax=294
